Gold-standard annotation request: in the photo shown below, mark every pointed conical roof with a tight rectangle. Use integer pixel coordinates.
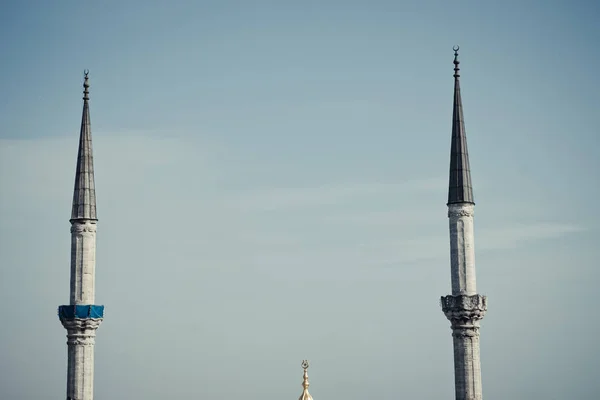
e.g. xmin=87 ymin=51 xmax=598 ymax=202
xmin=71 ymin=71 xmax=97 ymax=221
xmin=298 ymin=360 xmax=313 ymax=400
xmin=447 ymin=46 xmax=475 ymax=205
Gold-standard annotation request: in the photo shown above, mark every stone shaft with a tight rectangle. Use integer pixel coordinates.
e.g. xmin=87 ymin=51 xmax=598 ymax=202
xmin=448 ymin=203 xmax=477 ymax=295
xmin=61 ymin=318 xmax=102 ymax=400
xmin=70 ymin=221 xmax=97 ymax=305
xmin=62 ymin=220 xmax=101 ymax=400
xmin=442 ymin=294 xmax=487 ymax=400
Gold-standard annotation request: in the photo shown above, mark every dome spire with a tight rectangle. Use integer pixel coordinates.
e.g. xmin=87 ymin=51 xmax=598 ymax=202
xmin=71 ymin=70 xmax=97 ymax=221
xmin=447 ymin=45 xmax=475 ymax=205
xmin=298 ymin=360 xmax=313 ymax=400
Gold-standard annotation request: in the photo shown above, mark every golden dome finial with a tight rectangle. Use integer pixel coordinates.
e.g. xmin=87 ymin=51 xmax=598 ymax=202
xmin=299 ymin=360 xmax=313 ymax=400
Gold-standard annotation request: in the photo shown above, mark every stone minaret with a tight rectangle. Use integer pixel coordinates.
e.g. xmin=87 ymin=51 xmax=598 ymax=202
xmin=440 ymin=47 xmax=487 ymax=400
xmin=58 ymin=71 xmax=104 ymax=400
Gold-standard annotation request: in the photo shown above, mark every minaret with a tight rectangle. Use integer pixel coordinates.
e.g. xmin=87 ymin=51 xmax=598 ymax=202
xmin=298 ymin=360 xmax=314 ymax=400
xmin=440 ymin=47 xmax=487 ymax=400
xmin=58 ymin=71 xmax=104 ymax=400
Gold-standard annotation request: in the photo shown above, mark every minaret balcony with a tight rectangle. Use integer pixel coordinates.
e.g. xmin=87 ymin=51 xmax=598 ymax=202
xmin=440 ymin=294 xmax=486 ymax=325
xmin=58 ymin=305 xmax=104 ymax=320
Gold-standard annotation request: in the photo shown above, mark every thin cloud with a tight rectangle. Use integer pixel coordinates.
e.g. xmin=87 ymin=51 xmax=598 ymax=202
xmin=477 ymin=222 xmax=585 ymax=251
xmin=0 ymin=133 xmax=213 ymax=210
xmin=351 ymin=222 xmax=586 ymax=267
xmin=239 ymin=220 xmax=587 ymax=274
xmin=323 ymin=209 xmax=439 ymax=226
xmin=227 ymin=178 xmax=446 ymax=211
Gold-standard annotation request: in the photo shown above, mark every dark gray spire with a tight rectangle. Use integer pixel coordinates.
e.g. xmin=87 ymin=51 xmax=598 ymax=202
xmin=71 ymin=70 xmax=97 ymax=221
xmin=447 ymin=46 xmax=474 ymax=205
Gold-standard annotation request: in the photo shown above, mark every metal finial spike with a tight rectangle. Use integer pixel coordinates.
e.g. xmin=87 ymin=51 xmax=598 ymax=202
xmin=453 ymin=46 xmax=460 ymax=79
xmin=83 ymin=70 xmax=90 ymax=101
xmin=298 ymin=360 xmax=313 ymax=400
xmin=301 ymin=360 xmax=310 ymax=390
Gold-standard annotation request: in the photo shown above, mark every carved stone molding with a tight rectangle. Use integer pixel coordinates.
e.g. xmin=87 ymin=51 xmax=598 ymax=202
xmin=62 ymin=318 xmax=101 ymax=346
xmin=66 ymin=333 xmax=96 ymax=346
xmin=60 ymin=318 xmax=102 ymax=331
xmin=447 ymin=204 xmax=475 ymax=218
xmin=441 ymin=294 xmax=487 ymax=310
xmin=70 ymin=222 xmax=97 ymax=234
xmin=452 ymin=327 xmax=480 ymax=338
xmin=441 ymin=294 xmax=487 ymax=326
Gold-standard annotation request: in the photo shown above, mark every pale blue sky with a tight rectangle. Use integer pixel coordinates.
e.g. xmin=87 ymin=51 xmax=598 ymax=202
xmin=0 ymin=1 xmax=599 ymax=399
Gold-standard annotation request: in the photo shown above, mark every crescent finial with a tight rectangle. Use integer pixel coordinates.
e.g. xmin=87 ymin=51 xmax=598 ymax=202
xmin=301 ymin=360 xmax=309 ymax=370
xmin=452 ymin=46 xmax=461 ymax=78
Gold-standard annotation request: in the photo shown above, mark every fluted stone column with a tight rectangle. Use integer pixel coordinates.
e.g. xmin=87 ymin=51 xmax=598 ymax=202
xmin=441 ymin=294 xmax=487 ymax=400
xmin=70 ymin=221 xmax=97 ymax=304
xmin=442 ymin=205 xmax=487 ymax=400
xmin=448 ymin=204 xmax=477 ymax=296
xmin=60 ymin=220 xmax=103 ymax=400
xmin=60 ymin=318 xmax=102 ymax=400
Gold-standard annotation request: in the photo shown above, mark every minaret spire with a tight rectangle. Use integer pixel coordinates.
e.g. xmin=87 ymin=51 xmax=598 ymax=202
xmin=298 ymin=360 xmax=314 ymax=400
xmin=71 ymin=70 xmax=97 ymax=221
xmin=448 ymin=46 xmax=474 ymax=205
xmin=441 ymin=47 xmax=487 ymax=400
xmin=59 ymin=71 xmax=104 ymax=400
